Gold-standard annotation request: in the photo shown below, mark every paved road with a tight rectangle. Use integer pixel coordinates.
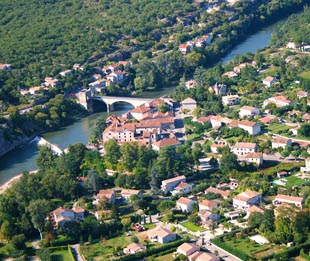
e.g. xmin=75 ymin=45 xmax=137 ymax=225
xmin=71 ymin=244 xmax=85 ymax=261
xmin=207 ymin=243 xmax=242 ymax=261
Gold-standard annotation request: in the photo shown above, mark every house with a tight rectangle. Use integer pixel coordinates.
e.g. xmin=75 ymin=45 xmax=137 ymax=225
xmin=245 ymin=152 xmax=263 ymax=166
xmin=297 ymin=90 xmax=308 ymax=99
xmin=205 ymin=187 xmax=230 ymax=199
xmin=188 ymin=251 xmax=220 ymax=261
xmin=230 ymin=179 xmax=239 ymax=190
xmin=277 ymin=171 xmax=290 ymax=178
xmin=198 ymin=210 xmax=220 ymax=223
xmin=194 ymin=35 xmax=211 ymax=47
xmin=96 ymin=189 xmax=116 ymax=204
xmin=177 ymin=243 xmax=200 ymax=257
xmin=199 ymin=199 xmax=219 ymax=212
xmin=50 ymin=207 xmax=85 ymax=229
xmin=222 ymin=71 xmax=238 ymax=78
xmin=121 ymin=189 xmax=143 ymax=201
xmin=179 ymin=44 xmax=190 ymax=54
xmin=302 ymin=113 xmax=310 ymax=123
xmin=152 ymin=137 xmax=181 ymax=151
xmin=185 ymin=79 xmax=197 ymax=89
xmin=123 ymin=243 xmax=146 ymax=255
xmin=259 ymin=115 xmax=276 ymax=125
xmin=209 ymin=115 xmax=223 ymax=129
xmin=210 ymin=143 xmax=226 ymax=153
xmin=300 ymin=157 xmax=310 ymax=174
xmin=176 ymin=197 xmax=196 ymax=212
xmin=239 ymin=106 xmax=260 ymax=118
xmin=233 ymin=62 xmax=252 ymax=74
xmin=171 ymin=182 xmax=193 ymax=195
xmin=222 ymin=95 xmax=240 ymax=106
xmin=263 ymin=95 xmax=293 ymax=108
xmin=286 ymin=42 xmax=296 ymax=49
xmin=246 ymin=205 xmax=265 ymax=218
xmin=231 ymin=142 xmax=257 ymax=156
xmin=73 ymin=64 xmax=85 ymax=71
xmin=273 ymin=194 xmax=304 ymax=209
xmin=237 ymin=120 xmax=261 ymax=136
xmin=59 ymin=69 xmax=72 ymax=77
xmin=272 ymin=137 xmax=292 ymax=149
xmin=161 ymin=175 xmax=186 ymax=194
xmin=263 ymin=76 xmax=279 ymax=88
xmin=181 ymin=98 xmax=197 ymax=113
xmin=148 ymin=227 xmax=176 ymax=244
xmin=233 ymin=190 xmax=262 ymax=210
xmin=209 ymin=83 xmax=227 ymax=95
xmin=43 ymin=77 xmax=60 ymax=87
xmin=0 ymin=64 xmax=11 ymax=71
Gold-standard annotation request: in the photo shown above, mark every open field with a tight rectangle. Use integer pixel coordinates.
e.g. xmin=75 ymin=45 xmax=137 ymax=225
xmin=181 ymin=221 xmax=205 ymax=232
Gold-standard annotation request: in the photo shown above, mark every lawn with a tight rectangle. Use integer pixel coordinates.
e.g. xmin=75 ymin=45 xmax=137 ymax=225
xmin=181 ymin=221 xmax=205 ymax=232
xmin=266 ymin=124 xmax=290 ymax=134
xmin=285 ymin=175 xmax=305 ymax=187
xmin=50 ymin=249 xmax=74 ymax=261
xmin=154 ymin=253 xmax=175 ymax=261
xmin=300 ymin=71 xmax=310 ymax=80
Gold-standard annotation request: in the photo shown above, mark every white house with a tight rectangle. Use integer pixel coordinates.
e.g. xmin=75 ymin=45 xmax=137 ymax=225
xmin=237 ymin=120 xmax=261 ymax=136
xmin=152 ymin=138 xmax=181 ymax=151
xmin=231 ymin=142 xmax=257 ymax=156
xmin=272 ymin=137 xmax=292 ymax=149
xmin=179 ymin=44 xmax=190 ymax=54
xmin=177 ymin=243 xmax=200 ymax=257
xmin=263 ymin=76 xmax=279 ymax=88
xmin=222 ymin=95 xmax=240 ymax=106
xmin=189 ymin=251 xmax=220 ymax=261
xmin=123 ymin=243 xmax=146 ymax=255
xmin=96 ymin=189 xmax=116 ymax=204
xmin=0 ymin=64 xmax=11 ymax=71
xmin=199 ymin=199 xmax=219 ymax=212
xmin=171 ymin=182 xmax=193 ymax=195
xmin=50 ymin=207 xmax=85 ymax=229
xmin=273 ymin=194 xmax=304 ymax=209
xmin=300 ymin=157 xmax=310 ymax=174
xmin=245 ymin=152 xmax=263 ymax=166
xmin=297 ymin=90 xmax=308 ymax=99
xmin=233 ymin=190 xmax=262 ymax=210
xmin=148 ymin=227 xmax=176 ymax=244
xmin=121 ymin=189 xmax=143 ymax=201
xmin=239 ymin=106 xmax=260 ymax=118
xmin=181 ymin=98 xmax=197 ymax=113
xmin=161 ymin=175 xmax=186 ymax=194
xmin=59 ymin=69 xmax=72 ymax=77
xmin=198 ymin=210 xmax=220 ymax=223
xmin=263 ymin=95 xmax=293 ymax=108
xmin=176 ymin=197 xmax=196 ymax=212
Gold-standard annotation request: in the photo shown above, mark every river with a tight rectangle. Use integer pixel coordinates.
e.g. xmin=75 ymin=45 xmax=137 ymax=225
xmin=0 ymin=17 xmax=288 ymax=185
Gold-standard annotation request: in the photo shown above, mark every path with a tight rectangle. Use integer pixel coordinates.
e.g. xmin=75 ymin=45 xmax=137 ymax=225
xmin=71 ymin=244 xmax=86 ymax=261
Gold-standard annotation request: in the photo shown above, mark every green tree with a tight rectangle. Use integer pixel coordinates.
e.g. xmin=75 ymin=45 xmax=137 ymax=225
xmin=26 ymin=199 xmax=50 ymax=241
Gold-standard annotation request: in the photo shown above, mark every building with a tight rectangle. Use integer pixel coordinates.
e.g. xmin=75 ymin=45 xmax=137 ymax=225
xmin=239 ymin=106 xmax=260 ymax=118
xmin=263 ymin=95 xmax=293 ymax=108
xmin=199 ymin=199 xmax=219 ymax=212
xmin=179 ymin=44 xmax=190 ymax=54
xmin=188 ymin=251 xmax=220 ymax=261
xmin=273 ymin=194 xmax=304 ymax=209
xmin=177 ymin=243 xmax=200 ymax=257
xmin=262 ymin=76 xmax=279 ymax=88
xmin=210 ymin=143 xmax=226 ymax=153
xmin=171 ymin=182 xmax=193 ymax=195
xmin=222 ymin=95 xmax=240 ymax=106
xmin=209 ymin=83 xmax=227 ymax=95
xmin=233 ymin=190 xmax=262 ymax=210
xmin=272 ymin=137 xmax=292 ymax=149
xmin=245 ymin=152 xmax=263 ymax=166
xmin=198 ymin=211 xmax=220 ymax=223
xmin=185 ymin=79 xmax=197 ymax=89
xmin=300 ymin=157 xmax=310 ymax=174
xmin=222 ymin=71 xmax=238 ymax=78
xmin=148 ymin=227 xmax=176 ymax=244
xmin=246 ymin=205 xmax=265 ymax=218
xmin=297 ymin=90 xmax=308 ymax=99
xmin=96 ymin=189 xmax=116 ymax=204
xmin=50 ymin=207 xmax=85 ymax=229
xmin=0 ymin=64 xmax=11 ymax=71
xmin=231 ymin=142 xmax=257 ymax=156
xmin=259 ymin=115 xmax=276 ymax=125
xmin=161 ymin=175 xmax=186 ymax=194
xmin=205 ymin=187 xmax=230 ymax=199
xmin=123 ymin=243 xmax=146 ymax=255
xmin=121 ymin=189 xmax=143 ymax=201
xmin=237 ymin=120 xmax=261 ymax=136
xmin=176 ymin=197 xmax=196 ymax=212
xmin=152 ymin=137 xmax=181 ymax=151
xmin=233 ymin=62 xmax=252 ymax=74
xmin=181 ymin=98 xmax=197 ymax=113
xmin=59 ymin=69 xmax=72 ymax=77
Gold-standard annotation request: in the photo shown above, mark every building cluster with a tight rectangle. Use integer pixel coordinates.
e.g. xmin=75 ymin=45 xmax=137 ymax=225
xmin=179 ymin=34 xmax=212 ymax=54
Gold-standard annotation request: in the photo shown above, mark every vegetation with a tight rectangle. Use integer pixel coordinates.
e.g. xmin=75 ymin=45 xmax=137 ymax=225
xmin=181 ymin=221 xmax=204 ymax=232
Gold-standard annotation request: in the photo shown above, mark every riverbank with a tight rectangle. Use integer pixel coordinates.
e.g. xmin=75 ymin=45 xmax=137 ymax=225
xmin=0 ymin=170 xmax=38 ymax=195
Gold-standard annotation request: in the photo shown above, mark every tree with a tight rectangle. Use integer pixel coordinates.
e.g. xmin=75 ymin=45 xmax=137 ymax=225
xmin=26 ymin=199 xmax=50 ymax=241
xmin=36 ymin=249 xmax=51 ymax=261
xmin=219 ymin=151 xmax=238 ymax=175
xmin=36 ymin=146 xmax=58 ymax=173
xmin=104 ymin=139 xmax=121 ymax=170
xmin=11 ymin=234 xmax=26 ymax=250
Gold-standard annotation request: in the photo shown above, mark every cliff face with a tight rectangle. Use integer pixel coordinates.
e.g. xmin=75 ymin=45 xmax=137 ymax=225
xmin=0 ymin=127 xmax=32 ymax=158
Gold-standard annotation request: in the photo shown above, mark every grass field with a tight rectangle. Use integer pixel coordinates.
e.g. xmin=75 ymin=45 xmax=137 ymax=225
xmin=155 ymin=253 xmax=175 ymax=261
xmin=285 ymin=175 xmax=305 ymax=187
xmin=266 ymin=124 xmax=290 ymax=133
xmin=181 ymin=221 xmax=205 ymax=232
xmin=51 ymin=249 xmax=74 ymax=261
xmin=300 ymin=71 xmax=310 ymax=80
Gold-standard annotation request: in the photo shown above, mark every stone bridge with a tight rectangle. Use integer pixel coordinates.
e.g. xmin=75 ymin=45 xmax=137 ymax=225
xmin=92 ymin=96 xmax=154 ymax=112
xmin=76 ymin=89 xmax=153 ymax=112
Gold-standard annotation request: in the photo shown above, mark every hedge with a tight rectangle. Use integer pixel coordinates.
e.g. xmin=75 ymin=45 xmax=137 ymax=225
xmin=113 ymin=238 xmax=189 ymax=261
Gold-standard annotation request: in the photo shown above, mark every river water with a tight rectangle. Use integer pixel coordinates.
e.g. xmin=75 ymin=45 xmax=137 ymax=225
xmin=0 ymin=17 xmax=287 ymax=185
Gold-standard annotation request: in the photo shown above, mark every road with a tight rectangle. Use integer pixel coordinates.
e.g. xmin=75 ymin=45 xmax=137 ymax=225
xmin=71 ymin=244 xmax=86 ymax=261
xmin=207 ymin=243 xmax=242 ymax=261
